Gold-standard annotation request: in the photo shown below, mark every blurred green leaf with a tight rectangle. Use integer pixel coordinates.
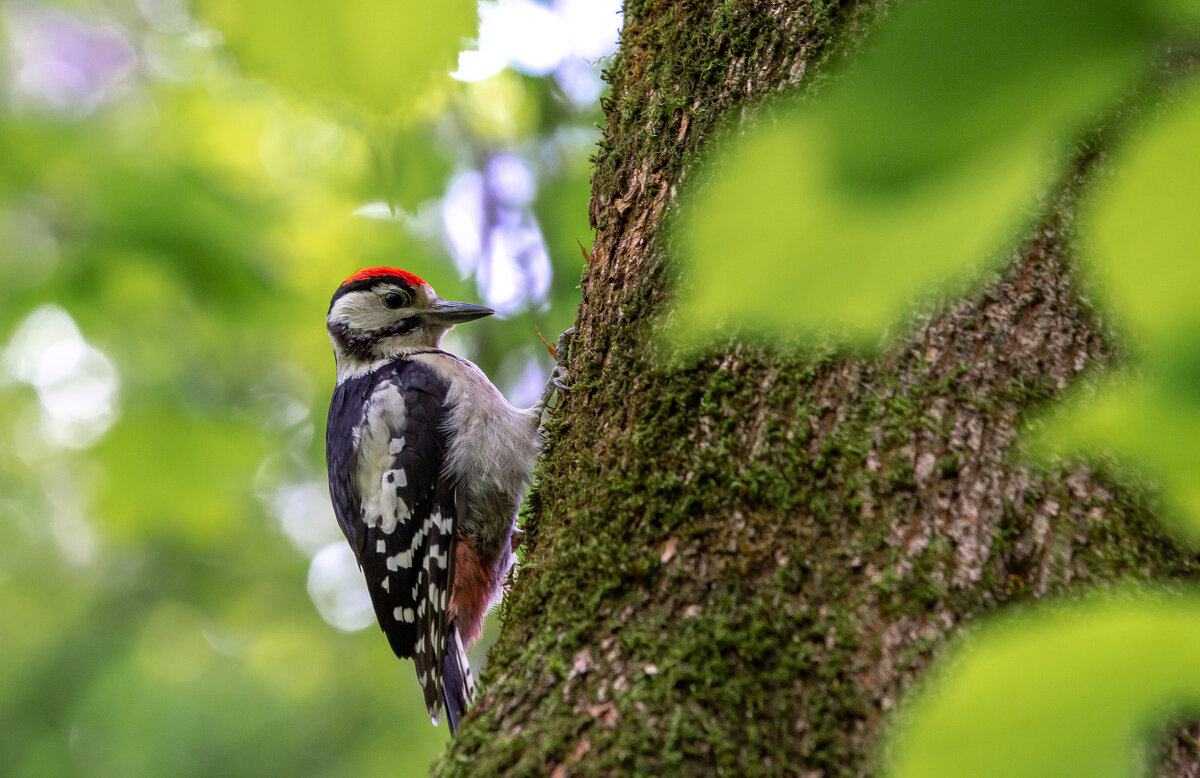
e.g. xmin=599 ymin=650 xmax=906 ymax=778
xmin=824 ymin=0 xmax=1158 ymax=185
xmin=1084 ymin=81 xmax=1200 ymax=349
xmin=1029 ymin=82 xmax=1200 ymax=542
xmin=676 ymin=114 xmax=1049 ymax=344
xmin=368 ymin=123 xmax=452 ymax=211
xmin=887 ymin=590 xmax=1200 ymax=778
xmin=93 ymin=413 xmax=267 ymax=547
xmin=1030 ymin=361 xmax=1200 ymax=543
xmin=536 ymin=150 xmax=596 ymax=308
xmin=0 ymin=0 xmax=589 ymax=772
xmin=1148 ymin=0 xmax=1200 ymax=26
xmin=675 ymin=0 xmax=1168 ymax=346
xmin=193 ymin=0 xmax=477 ymax=118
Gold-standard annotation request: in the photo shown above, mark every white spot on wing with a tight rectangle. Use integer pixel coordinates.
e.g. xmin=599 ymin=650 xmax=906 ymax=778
xmin=379 ymin=480 xmax=398 ymax=534
xmin=386 ymin=549 xmax=413 ymax=570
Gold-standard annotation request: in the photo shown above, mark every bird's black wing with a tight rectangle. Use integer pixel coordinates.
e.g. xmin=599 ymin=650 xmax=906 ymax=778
xmin=326 ymin=370 xmax=374 ymax=555
xmin=352 ymin=359 xmax=459 ymax=726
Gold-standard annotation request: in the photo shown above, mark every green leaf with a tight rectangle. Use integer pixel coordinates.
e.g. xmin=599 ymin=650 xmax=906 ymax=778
xmin=367 ymin=123 xmax=453 ymax=211
xmin=194 ymin=0 xmax=477 ymax=117
xmin=675 ymin=114 xmax=1050 ymax=344
xmin=93 ymin=413 xmax=268 ymax=548
xmin=674 ymin=0 xmax=1166 ymax=346
xmin=1147 ymin=0 xmax=1200 ymax=26
xmin=1084 ymin=81 xmax=1200 ymax=349
xmin=1030 ymin=359 xmax=1200 ymax=543
xmin=887 ymin=590 xmax=1200 ymax=778
xmin=824 ymin=0 xmax=1158 ymax=185
xmin=1031 ymin=82 xmax=1200 ymax=542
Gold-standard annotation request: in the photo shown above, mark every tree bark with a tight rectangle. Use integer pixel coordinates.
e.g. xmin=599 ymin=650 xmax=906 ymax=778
xmin=438 ymin=1 xmax=1199 ymax=775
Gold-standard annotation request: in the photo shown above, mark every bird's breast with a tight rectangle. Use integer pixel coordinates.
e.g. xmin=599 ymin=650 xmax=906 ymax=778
xmin=409 ymin=352 xmax=540 ymax=554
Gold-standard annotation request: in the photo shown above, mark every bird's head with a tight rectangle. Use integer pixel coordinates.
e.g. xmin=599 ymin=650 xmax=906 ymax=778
xmin=327 ymin=267 xmax=493 ymax=377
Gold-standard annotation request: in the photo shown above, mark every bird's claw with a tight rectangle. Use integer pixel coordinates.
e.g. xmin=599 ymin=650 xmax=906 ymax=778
xmin=537 ymin=327 xmax=576 ymax=413
xmin=556 ymin=327 xmax=575 ymax=363
xmin=551 ymin=367 xmax=572 ymax=393
xmin=554 ymin=327 xmax=575 ymax=389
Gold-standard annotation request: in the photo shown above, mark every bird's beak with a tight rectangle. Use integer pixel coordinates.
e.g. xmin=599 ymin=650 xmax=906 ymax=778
xmin=426 ymin=299 xmax=495 ymax=324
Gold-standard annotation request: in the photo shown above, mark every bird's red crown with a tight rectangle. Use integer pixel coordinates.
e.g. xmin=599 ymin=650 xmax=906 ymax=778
xmin=341 ymin=267 xmax=427 ymax=288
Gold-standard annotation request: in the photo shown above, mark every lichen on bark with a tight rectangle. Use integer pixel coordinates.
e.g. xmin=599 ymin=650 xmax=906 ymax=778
xmin=435 ymin=2 xmax=1199 ymax=776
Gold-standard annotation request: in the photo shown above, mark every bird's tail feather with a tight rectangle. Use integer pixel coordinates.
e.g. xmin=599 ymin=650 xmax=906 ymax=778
xmin=442 ymin=621 xmax=476 ymax=735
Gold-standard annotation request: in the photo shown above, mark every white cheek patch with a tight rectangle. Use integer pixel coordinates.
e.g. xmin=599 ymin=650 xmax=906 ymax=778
xmin=329 ymin=290 xmax=422 ymax=332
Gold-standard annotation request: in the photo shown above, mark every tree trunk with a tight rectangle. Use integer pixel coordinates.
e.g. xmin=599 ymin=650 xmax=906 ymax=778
xmin=438 ymin=1 xmax=1199 ymax=775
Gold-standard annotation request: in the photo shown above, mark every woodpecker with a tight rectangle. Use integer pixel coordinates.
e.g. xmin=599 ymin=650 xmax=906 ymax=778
xmin=325 ymin=266 xmax=569 ymax=734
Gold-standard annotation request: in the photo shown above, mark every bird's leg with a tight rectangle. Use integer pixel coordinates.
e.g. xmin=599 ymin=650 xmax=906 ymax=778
xmin=535 ymin=327 xmax=575 ymax=414
xmin=550 ymin=326 xmax=575 ymax=393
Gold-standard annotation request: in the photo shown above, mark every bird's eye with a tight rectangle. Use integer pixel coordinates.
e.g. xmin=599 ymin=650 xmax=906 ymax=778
xmin=383 ymin=291 xmax=408 ymax=309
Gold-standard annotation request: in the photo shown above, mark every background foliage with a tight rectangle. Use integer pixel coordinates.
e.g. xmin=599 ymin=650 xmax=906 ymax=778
xmin=0 ymin=0 xmax=614 ymax=774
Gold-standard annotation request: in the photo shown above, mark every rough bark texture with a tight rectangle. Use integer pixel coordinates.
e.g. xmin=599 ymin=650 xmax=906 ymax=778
xmin=437 ymin=1 xmax=1199 ymax=775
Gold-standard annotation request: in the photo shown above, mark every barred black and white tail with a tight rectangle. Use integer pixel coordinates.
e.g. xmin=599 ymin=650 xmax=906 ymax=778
xmin=441 ymin=621 xmax=476 ymax=734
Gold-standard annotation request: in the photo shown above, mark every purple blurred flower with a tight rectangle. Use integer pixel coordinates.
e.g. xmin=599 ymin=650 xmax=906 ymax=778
xmin=442 ymin=153 xmax=551 ymax=314
xmin=6 ymin=5 xmax=138 ymax=117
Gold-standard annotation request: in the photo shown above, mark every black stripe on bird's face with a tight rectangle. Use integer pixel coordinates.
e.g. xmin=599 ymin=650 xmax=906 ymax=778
xmin=328 ymin=318 xmax=421 ymax=363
